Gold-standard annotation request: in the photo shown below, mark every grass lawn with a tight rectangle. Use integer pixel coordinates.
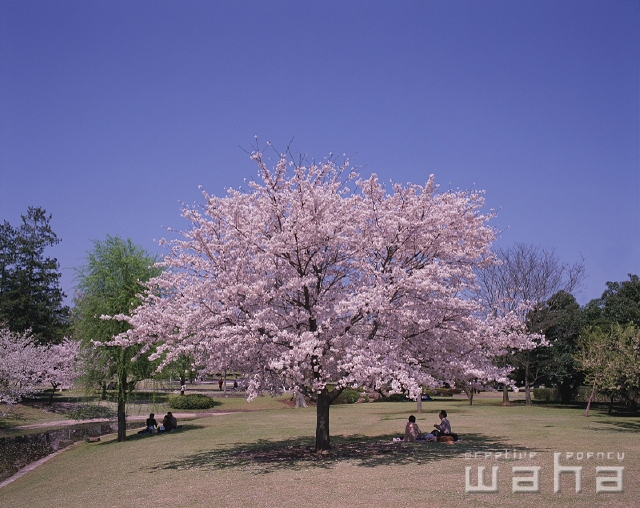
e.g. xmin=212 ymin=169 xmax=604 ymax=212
xmin=0 ymin=388 xmax=290 ymax=437
xmin=1 ymin=395 xmax=638 ymax=507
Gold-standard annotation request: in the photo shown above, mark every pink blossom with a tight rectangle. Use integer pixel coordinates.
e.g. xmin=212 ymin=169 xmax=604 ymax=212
xmin=111 ymin=153 xmax=538 ymax=402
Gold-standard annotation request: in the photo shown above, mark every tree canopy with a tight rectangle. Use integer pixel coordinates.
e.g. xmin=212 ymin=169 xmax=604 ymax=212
xmin=583 ymin=274 xmax=640 ymax=328
xmin=111 ymin=151 xmax=535 ymax=450
xmin=0 ymin=326 xmax=78 ymax=404
xmin=474 ymin=243 xmax=585 ymax=405
xmin=73 ymin=235 xmax=160 ymax=441
xmin=579 ymin=274 xmax=640 ymax=412
xmin=524 ymin=290 xmax=584 ymax=403
xmin=0 ymin=207 xmax=69 ymax=344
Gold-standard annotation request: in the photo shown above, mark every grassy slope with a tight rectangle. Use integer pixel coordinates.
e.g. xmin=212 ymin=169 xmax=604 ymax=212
xmin=1 ymin=397 xmax=638 ymax=508
xmin=0 ymin=391 xmax=291 ymax=437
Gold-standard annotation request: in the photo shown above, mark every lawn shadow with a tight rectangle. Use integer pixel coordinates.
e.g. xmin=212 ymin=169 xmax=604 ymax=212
xmin=597 ymin=419 xmax=640 ymax=433
xmin=146 ymin=432 xmax=537 ymax=475
xmin=97 ymin=423 xmax=207 ymax=445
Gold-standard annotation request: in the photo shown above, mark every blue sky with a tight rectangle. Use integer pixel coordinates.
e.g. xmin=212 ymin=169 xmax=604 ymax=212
xmin=1 ymin=0 xmax=638 ymax=305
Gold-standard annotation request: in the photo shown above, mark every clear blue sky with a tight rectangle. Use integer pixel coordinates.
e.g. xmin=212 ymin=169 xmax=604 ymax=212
xmin=1 ymin=0 xmax=638 ymax=305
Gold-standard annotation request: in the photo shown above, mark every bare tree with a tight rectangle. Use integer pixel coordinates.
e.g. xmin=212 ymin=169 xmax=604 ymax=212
xmin=475 ymin=243 xmax=585 ymax=405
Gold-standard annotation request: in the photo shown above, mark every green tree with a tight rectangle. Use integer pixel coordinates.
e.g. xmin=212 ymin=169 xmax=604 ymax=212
xmin=474 ymin=243 xmax=585 ymax=405
xmin=522 ymin=291 xmax=584 ymax=403
xmin=0 ymin=207 xmax=69 ymax=344
xmin=578 ymin=324 xmax=640 ymax=414
xmin=584 ymin=274 xmax=640 ymax=328
xmin=73 ymin=236 xmax=161 ymax=441
xmin=579 ymin=274 xmax=640 ymax=413
xmin=163 ymin=353 xmax=200 ymax=388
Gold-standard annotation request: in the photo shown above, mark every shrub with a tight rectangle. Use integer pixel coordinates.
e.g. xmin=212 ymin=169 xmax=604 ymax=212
xmin=64 ymin=404 xmax=116 ymax=420
xmin=168 ymin=394 xmax=218 ymax=410
xmin=572 ymin=386 xmax=613 ymax=403
xmin=375 ymin=393 xmax=406 ymax=402
xmin=333 ymin=388 xmax=362 ymax=404
xmin=425 ymin=388 xmax=460 ymax=397
xmin=533 ymin=387 xmax=559 ymax=402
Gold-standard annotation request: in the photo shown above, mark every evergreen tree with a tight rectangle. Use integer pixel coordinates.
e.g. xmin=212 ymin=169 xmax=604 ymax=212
xmin=0 ymin=207 xmax=69 ymax=344
xmin=584 ymin=274 xmax=640 ymax=328
xmin=525 ymin=291 xmax=584 ymax=403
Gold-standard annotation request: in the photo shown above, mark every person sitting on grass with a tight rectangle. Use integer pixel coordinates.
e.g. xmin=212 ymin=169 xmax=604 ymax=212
xmin=433 ymin=410 xmax=458 ymax=441
xmin=433 ymin=410 xmax=451 ymax=436
xmin=160 ymin=412 xmax=174 ymax=432
xmin=403 ymin=415 xmax=422 ymax=442
xmin=138 ymin=413 xmax=157 ymax=434
xmin=392 ymin=415 xmax=438 ymax=442
xmin=146 ymin=413 xmax=157 ymax=432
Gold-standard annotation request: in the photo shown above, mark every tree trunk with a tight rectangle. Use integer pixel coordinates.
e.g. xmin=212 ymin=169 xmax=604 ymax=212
xmin=608 ymin=394 xmax=614 ymax=415
xmin=48 ymin=383 xmax=57 ymax=405
xmin=462 ymin=381 xmax=474 ymax=405
xmin=101 ymin=381 xmax=107 ymax=401
xmin=416 ymin=396 xmax=422 ymax=413
xmin=223 ymin=368 xmax=227 ymax=394
xmin=502 ymin=384 xmax=510 ymax=406
xmin=627 ymin=388 xmax=638 ymax=413
xmin=584 ymin=383 xmax=596 ymax=417
xmin=524 ymin=353 xmax=532 ymax=406
xmin=116 ymin=349 xmax=128 ymax=442
xmin=316 ymin=388 xmax=331 ymax=451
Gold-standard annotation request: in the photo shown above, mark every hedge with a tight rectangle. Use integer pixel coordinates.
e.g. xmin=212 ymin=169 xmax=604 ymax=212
xmin=168 ymin=394 xmax=218 ymax=410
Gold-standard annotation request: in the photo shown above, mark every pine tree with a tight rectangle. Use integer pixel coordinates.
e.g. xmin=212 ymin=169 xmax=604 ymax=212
xmin=0 ymin=207 xmax=69 ymax=344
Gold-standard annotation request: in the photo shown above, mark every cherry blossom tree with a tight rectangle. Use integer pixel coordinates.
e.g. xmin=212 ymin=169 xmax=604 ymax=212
xmin=41 ymin=338 xmax=80 ymax=404
xmin=0 ymin=327 xmax=79 ymax=404
xmin=111 ymin=150 xmax=536 ymax=451
xmin=0 ymin=327 xmax=46 ymax=403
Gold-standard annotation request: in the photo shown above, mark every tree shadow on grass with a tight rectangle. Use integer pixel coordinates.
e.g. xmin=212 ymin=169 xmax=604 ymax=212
xmin=96 ymin=423 xmax=207 ymax=445
xmin=597 ymin=419 xmax=640 ymax=433
xmin=146 ymin=433 xmax=536 ymax=475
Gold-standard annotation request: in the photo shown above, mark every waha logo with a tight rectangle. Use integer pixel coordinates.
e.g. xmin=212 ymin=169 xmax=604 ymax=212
xmin=464 ymin=451 xmax=625 ymax=494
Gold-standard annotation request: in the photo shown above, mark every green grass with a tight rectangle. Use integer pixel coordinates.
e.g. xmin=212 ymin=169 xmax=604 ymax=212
xmin=1 ymin=395 xmax=639 ymax=507
xmin=0 ymin=404 xmax=69 ymax=433
xmin=0 ymin=390 xmax=292 ymax=438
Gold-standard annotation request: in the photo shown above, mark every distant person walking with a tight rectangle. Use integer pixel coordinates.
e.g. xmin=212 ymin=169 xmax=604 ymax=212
xmin=218 ymin=378 xmax=223 ymax=391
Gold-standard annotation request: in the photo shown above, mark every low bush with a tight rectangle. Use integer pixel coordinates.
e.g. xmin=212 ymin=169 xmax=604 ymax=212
xmin=63 ymin=404 xmax=116 ymax=420
xmin=572 ymin=386 xmax=614 ymax=402
xmin=533 ymin=387 xmax=559 ymax=402
xmin=168 ymin=394 xmax=218 ymax=410
xmin=333 ymin=388 xmax=362 ymax=404
xmin=375 ymin=393 xmax=406 ymax=402
xmin=425 ymin=388 xmax=460 ymax=397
